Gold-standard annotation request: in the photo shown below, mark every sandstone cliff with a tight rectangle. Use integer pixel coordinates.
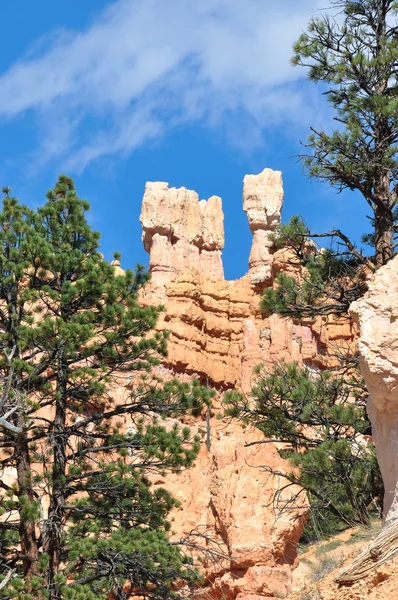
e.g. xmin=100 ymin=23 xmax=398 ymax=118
xmin=140 ymin=168 xmax=355 ymax=394
xmin=351 ymin=256 xmax=398 ymax=523
xmin=136 ymin=168 xmax=355 ymax=600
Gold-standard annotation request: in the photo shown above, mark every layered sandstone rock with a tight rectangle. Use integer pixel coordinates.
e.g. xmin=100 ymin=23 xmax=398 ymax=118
xmin=140 ymin=170 xmax=355 ymax=393
xmin=243 ymin=168 xmax=283 ymax=285
xmin=350 ymin=256 xmax=398 ymax=523
xmin=138 ymin=168 xmax=355 ymax=600
xmin=141 ymin=269 xmax=354 ymax=394
xmin=140 ymin=182 xmax=224 ymax=294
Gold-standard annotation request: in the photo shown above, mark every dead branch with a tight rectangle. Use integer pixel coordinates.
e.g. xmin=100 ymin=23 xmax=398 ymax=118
xmin=0 ymin=569 xmax=15 ymax=590
xmin=335 ymin=519 xmax=398 ymax=583
xmin=0 ymin=405 xmax=21 ymax=434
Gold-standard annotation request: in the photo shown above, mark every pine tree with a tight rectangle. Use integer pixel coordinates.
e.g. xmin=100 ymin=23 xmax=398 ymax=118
xmin=261 ymin=215 xmax=369 ymax=317
xmin=0 ymin=176 xmax=212 ymax=600
xmin=225 ymin=361 xmax=383 ymax=540
xmin=293 ymin=0 xmax=398 ymax=269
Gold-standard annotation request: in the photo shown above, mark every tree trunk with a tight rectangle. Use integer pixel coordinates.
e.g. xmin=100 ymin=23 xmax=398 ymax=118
xmin=374 ymin=171 xmax=394 ymax=268
xmin=335 ymin=518 xmax=398 ymax=583
xmin=16 ymin=430 xmax=39 ymax=579
xmin=9 ymin=283 xmax=39 ymax=579
xmin=374 ymin=204 xmax=394 ymax=268
xmin=44 ymin=347 xmax=68 ymax=600
xmin=373 ymin=1 xmax=393 ymax=269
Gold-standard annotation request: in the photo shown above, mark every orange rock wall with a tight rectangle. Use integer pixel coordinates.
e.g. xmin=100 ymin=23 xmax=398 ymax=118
xmin=138 ymin=168 xmax=355 ymax=600
xmin=140 ymin=168 xmax=356 ymax=393
xmin=141 ymin=269 xmax=355 ymax=394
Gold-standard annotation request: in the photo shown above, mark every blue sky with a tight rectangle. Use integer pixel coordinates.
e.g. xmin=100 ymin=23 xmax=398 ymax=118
xmin=1 ymin=0 xmax=369 ymax=279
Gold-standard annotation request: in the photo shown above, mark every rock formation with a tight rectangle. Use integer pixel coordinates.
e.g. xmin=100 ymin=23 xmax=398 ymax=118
xmin=140 ymin=168 xmax=355 ymax=394
xmin=137 ymin=168 xmax=355 ymax=599
xmin=155 ymin=420 xmax=305 ymax=600
xmin=350 ymin=257 xmax=398 ymax=523
xmin=333 ymin=256 xmax=398 ymax=584
xmin=140 ymin=182 xmax=224 ymax=295
xmin=243 ymin=168 xmax=283 ymax=285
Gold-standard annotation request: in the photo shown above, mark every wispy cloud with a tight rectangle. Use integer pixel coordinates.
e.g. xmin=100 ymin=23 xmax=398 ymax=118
xmin=0 ymin=0 xmax=326 ymax=171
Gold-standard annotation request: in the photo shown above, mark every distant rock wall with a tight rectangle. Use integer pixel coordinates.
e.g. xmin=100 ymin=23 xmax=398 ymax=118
xmin=137 ymin=168 xmax=355 ymax=600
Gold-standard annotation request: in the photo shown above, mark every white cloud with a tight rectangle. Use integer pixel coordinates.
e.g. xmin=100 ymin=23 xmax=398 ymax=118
xmin=0 ymin=0 xmax=326 ymax=171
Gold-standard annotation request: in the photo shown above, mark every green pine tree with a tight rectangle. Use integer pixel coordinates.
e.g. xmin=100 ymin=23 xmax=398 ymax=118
xmin=264 ymin=0 xmax=398 ymax=318
xmin=293 ymin=0 xmax=398 ymax=269
xmin=261 ymin=215 xmax=369 ymax=317
xmin=225 ymin=360 xmax=383 ymax=540
xmin=0 ymin=176 xmax=212 ymax=600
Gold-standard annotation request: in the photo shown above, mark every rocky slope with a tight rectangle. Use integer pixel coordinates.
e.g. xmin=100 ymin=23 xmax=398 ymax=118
xmin=287 ymin=521 xmax=398 ymax=600
xmin=136 ymin=168 xmax=355 ymax=599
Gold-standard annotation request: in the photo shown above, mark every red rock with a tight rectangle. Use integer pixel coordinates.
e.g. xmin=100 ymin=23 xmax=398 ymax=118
xmin=137 ymin=168 xmax=355 ymax=599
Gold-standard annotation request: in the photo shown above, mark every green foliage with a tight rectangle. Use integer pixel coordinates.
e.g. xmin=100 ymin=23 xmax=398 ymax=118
xmin=262 ymin=216 xmax=368 ymax=317
xmin=268 ymin=215 xmax=310 ymax=252
xmin=0 ymin=176 xmax=213 ymax=600
xmin=225 ymin=361 xmax=383 ymax=541
xmin=293 ymin=0 xmax=398 ymax=268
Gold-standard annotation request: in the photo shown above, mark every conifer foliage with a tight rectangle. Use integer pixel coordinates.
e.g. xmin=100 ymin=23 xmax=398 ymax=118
xmin=293 ymin=0 xmax=398 ymax=269
xmin=265 ymin=0 xmax=398 ymax=318
xmin=0 ymin=176 xmax=211 ymax=600
xmin=261 ymin=216 xmax=369 ymax=317
xmin=225 ymin=361 xmax=383 ymax=540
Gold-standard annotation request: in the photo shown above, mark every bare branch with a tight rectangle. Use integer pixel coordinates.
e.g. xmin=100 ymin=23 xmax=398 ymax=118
xmin=0 ymin=569 xmax=16 ymax=590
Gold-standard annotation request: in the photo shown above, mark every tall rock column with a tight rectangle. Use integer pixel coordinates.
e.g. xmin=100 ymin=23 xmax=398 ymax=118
xmin=337 ymin=254 xmax=398 ymax=583
xmin=140 ymin=182 xmax=224 ymax=288
xmin=243 ymin=168 xmax=284 ymax=286
xmin=350 ymin=256 xmax=398 ymax=523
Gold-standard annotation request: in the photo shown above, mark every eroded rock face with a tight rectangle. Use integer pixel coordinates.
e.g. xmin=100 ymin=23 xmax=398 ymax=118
xmin=141 ymin=269 xmax=354 ymax=394
xmin=243 ymin=168 xmax=283 ymax=285
xmin=140 ymin=182 xmax=224 ymax=291
xmin=155 ymin=420 xmax=305 ymax=600
xmin=138 ymin=168 xmax=355 ymax=600
xmin=140 ymin=169 xmax=355 ymax=393
xmin=350 ymin=256 xmax=398 ymax=523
